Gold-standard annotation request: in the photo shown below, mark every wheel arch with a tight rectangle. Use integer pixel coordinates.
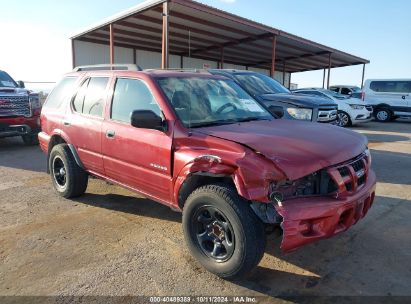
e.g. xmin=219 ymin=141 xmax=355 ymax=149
xmin=374 ymin=103 xmax=393 ymax=111
xmin=176 ymin=173 xmax=236 ymax=210
xmin=47 ymin=133 xmax=84 ymax=172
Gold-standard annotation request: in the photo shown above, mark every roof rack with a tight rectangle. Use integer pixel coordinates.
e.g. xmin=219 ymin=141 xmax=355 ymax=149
xmin=144 ymin=68 xmax=211 ymax=74
xmin=73 ymin=64 xmax=143 ymax=72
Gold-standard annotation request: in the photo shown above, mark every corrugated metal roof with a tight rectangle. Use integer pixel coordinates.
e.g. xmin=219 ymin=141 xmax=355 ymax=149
xmin=71 ymin=0 xmax=369 ymax=73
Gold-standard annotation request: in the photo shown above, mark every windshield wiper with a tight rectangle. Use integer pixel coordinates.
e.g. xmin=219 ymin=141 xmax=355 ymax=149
xmin=236 ymin=117 xmax=271 ymax=123
xmin=190 ymin=119 xmax=239 ymax=128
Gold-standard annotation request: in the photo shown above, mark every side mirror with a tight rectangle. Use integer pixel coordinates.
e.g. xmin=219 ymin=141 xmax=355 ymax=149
xmin=268 ymin=105 xmax=284 ymax=118
xmin=131 ymin=110 xmax=166 ymax=131
xmin=17 ymin=81 xmax=25 ymax=88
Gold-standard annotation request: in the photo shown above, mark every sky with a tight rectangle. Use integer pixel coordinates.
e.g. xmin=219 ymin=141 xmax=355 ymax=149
xmin=1 ymin=0 xmax=410 ymax=91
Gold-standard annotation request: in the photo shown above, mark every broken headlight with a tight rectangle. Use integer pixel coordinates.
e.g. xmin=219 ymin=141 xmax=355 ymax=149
xmin=269 ymin=170 xmax=337 ymax=202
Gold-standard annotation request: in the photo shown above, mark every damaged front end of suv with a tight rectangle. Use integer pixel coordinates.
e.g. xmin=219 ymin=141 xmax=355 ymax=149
xmin=252 ymin=148 xmax=375 ymax=252
xmin=193 ymin=118 xmax=377 ymax=254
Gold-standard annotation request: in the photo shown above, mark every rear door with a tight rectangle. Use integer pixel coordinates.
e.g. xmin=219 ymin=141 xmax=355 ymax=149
xmin=102 ymin=77 xmax=173 ymax=203
xmin=64 ymin=76 xmax=110 ymax=174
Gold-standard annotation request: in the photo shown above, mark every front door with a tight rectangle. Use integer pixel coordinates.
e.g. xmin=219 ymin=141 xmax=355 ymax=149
xmin=102 ymin=77 xmax=173 ymax=203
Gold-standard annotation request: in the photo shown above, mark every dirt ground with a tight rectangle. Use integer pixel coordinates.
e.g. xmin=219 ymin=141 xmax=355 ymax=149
xmin=0 ymin=120 xmax=410 ymax=301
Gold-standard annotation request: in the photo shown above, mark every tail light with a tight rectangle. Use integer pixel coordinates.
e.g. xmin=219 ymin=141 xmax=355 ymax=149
xmin=361 ymin=91 xmax=365 ymax=101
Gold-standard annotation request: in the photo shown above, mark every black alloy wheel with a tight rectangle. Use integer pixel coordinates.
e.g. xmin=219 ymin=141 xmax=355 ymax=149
xmin=192 ymin=206 xmax=235 ymax=262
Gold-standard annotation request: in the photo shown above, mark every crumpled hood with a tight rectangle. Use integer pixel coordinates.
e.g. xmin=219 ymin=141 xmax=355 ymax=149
xmin=196 ymin=120 xmax=367 ymax=180
xmin=259 ymin=93 xmax=336 ymax=107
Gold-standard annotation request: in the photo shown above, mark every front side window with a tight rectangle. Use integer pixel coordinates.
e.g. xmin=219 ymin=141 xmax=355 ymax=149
xmin=111 ymin=78 xmax=161 ymax=123
xmin=233 ymin=73 xmax=290 ymax=96
xmin=157 ymin=77 xmax=273 ymax=128
xmin=72 ymin=77 xmax=109 ymax=117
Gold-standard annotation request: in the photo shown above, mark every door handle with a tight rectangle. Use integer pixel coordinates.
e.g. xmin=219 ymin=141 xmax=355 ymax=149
xmin=63 ymin=120 xmax=71 ymax=126
xmin=106 ymin=130 xmax=116 ymax=139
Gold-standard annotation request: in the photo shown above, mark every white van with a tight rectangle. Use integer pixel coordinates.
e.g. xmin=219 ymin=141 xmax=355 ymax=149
xmin=363 ymin=79 xmax=411 ymax=122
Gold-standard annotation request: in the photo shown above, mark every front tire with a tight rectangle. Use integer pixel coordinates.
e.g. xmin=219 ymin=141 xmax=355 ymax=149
xmin=337 ymin=111 xmax=352 ymax=127
xmin=22 ymin=133 xmax=39 ymax=146
xmin=182 ymin=184 xmax=266 ymax=279
xmin=49 ymin=144 xmax=88 ymax=198
xmin=374 ymin=108 xmax=392 ymax=122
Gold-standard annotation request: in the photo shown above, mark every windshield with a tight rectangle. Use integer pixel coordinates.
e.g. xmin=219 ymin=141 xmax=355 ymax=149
xmin=233 ymin=73 xmax=290 ymax=96
xmin=157 ymin=77 xmax=273 ymax=128
xmin=0 ymin=71 xmax=17 ymax=88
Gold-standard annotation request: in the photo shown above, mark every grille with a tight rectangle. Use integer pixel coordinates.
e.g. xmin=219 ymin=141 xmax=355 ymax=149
xmin=317 ymin=105 xmax=338 ymax=122
xmin=0 ymin=96 xmax=31 ymax=117
xmin=328 ymin=153 xmax=369 ymax=196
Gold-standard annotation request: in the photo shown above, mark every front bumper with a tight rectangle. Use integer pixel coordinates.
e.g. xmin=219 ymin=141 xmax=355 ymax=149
xmin=275 ymin=170 xmax=376 ymax=253
xmin=0 ymin=116 xmax=40 ymax=138
xmin=351 ymin=108 xmax=373 ymax=124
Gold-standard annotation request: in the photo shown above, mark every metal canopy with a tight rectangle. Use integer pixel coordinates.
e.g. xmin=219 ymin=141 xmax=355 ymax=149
xmin=71 ymin=0 xmax=369 ymax=74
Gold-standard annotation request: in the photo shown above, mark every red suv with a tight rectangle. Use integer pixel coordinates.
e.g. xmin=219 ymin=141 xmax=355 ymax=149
xmin=39 ymin=65 xmax=376 ymax=279
xmin=0 ymin=70 xmax=41 ymax=145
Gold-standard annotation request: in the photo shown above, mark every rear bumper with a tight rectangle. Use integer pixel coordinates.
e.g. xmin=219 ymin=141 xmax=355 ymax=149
xmin=0 ymin=116 xmax=40 ymax=138
xmin=275 ymin=170 xmax=376 ymax=253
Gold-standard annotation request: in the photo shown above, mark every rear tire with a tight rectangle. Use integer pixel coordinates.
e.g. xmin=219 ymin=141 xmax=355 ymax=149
xmin=374 ymin=108 xmax=392 ymax=122
xmin=182 ymin=184 xmax=266 ymax=279
xmin=49 ymin=144 xmax=88 ymax=198
xmin=22 ymin=133 xmax=39 ymax=146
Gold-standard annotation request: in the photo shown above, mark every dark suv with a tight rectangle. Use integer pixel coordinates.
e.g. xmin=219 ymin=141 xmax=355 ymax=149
xmin=0 ymin=70 xmax=41 ymax=145
xmin=209 ymin=69 xmax=338 ymax=123
xmin=39 ymin=65 xmax=376 ymax=279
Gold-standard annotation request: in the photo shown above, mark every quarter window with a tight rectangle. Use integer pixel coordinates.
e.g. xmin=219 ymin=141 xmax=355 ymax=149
xmin=111 ymin=78 xmax=161 ymax=123
xmin=45 ymin=77 xmax=77 ymax=109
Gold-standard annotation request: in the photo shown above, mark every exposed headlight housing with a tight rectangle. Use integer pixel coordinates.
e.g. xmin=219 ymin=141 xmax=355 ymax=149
xmin=286 ymin=108 xmax=312 ymax=120
xmin=350 ymin=104 xmax=365 ymax=110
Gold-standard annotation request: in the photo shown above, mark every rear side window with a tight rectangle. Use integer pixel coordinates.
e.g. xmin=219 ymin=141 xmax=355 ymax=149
xmin=111 ymin=78 xmax=161 ymax=123
xmin=45 ymin=77 xmax=77 ymax=109
xmin=72 ymin=77 xmax=109 ymax=117
xmin=370 ymin=81 xmax=411 ymax=93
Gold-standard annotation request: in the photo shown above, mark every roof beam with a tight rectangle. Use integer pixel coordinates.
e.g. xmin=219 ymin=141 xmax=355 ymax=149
xmin=116 ymin=20 xmax=214 ymax=46
xmin=87 ymin=33 xmax=187 ymax=53
xmin=170 ymin=0 xmax=279 ymax=34
xmin=153 ymin=6 xmax=252 ymax=36
xmin=179 ymin=33 xmax=272 ymax=57
xmin=129 ymin=14 xmax=232 ymax=41
xmin=98 ymin=27 xmax=206 ymax=50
